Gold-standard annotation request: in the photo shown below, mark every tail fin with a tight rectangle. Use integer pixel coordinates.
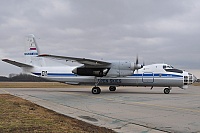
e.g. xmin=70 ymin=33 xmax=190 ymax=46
xmin=24 ymin=34 xmax=45 ymax=66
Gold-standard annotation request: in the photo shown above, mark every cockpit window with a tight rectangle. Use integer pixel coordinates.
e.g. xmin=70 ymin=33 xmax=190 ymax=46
xmin=163 ymin=65 xmax=174 ymax=69
xmin=165 ymin=69 xmax=183 ymax=73
xmin=163 ymin=65 xmax=183 ymax=73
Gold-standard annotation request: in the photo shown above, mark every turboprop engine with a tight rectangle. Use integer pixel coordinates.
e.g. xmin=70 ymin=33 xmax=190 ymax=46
xmin=72 ymin=56 xmax=143 ymax=77
xmin=106 ymin=60 xmax=143 ymax=77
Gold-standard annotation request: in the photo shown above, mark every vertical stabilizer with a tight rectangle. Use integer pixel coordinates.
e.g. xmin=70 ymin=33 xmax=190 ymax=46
xmin=24 ymin=34 xmax=45 ymax=66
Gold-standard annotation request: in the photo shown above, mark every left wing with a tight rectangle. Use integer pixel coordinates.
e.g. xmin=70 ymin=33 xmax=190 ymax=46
xmin=39 ymin=54 xmax=111 ymax=67
xmin=2 ymin=59 xmax=33 ymax=68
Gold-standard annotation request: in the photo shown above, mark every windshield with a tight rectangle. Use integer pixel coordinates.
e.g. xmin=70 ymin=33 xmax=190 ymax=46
xmin=163 ymin=65 xmax=174 ymax=69
xmin=163 ymin=65 xmax=183 ymax=74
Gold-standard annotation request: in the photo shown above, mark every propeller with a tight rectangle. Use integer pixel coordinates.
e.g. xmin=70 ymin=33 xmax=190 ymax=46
xmin=134 ymin=55 xmax=143 ymax=70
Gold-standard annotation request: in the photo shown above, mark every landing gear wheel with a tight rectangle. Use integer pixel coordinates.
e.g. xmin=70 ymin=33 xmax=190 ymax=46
xmin=164 ymin=88 xmax=170 ymax=94
xmin=109 ymin=86 xmax=116 ymax=91
xmin=92 ymin=87 xmax=101 ymax=94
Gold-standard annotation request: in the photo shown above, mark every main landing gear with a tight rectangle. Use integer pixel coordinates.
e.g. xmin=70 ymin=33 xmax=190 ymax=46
xmin=109 ymin=86 xmax=116 ymax=91
xmin=91 ymin=77 xmax=117 ymax=94
xmin=91 ymin=86 xmax=117 ymax=94
xmin=164 ymin=87 xmax=171 ymax=94
xmin=92 ymin=77 xmax=102 ymax=94
xmin=92 ymin=86 xmax=101 ymax=94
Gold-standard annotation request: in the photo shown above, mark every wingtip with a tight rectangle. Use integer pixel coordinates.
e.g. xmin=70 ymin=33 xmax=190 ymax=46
xmin=2 ymin=59 xmax=9 ymax=61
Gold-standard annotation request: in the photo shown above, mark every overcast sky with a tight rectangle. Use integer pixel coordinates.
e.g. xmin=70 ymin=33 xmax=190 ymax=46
xmin=0 ymin=0 xmax=200 ymax=77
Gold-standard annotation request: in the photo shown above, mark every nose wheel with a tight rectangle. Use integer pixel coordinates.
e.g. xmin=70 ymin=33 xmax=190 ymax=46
xmin=164 ymin=88 xmax=171 ymax=94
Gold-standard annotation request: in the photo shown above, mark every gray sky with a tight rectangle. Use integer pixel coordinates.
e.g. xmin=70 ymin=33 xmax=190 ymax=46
xmin=0 ymin=0 xmax=200 ymax=77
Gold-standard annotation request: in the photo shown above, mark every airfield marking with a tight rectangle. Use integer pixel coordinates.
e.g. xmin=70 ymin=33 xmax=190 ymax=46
xmin=179 ymin=93 xmax=200 ymax=97
xmin=0 ymin=88 xmax=10 ymax=94
xmin=61 ymin=91 xmax=200 ymax=113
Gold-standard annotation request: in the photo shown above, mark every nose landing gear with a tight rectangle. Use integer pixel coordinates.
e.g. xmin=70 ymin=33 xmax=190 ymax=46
xmin=164 ymin=87 xmax=171 ymax=94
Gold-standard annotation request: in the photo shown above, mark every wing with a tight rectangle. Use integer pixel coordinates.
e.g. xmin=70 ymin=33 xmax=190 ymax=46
xmin=2 ymin=59 xmax=33 ymax=68
xmin=39 ymin=54 xmax=111 ymax=67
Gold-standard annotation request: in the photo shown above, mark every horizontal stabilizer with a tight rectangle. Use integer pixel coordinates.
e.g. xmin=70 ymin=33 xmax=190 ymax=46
xmin=2 ymin=59 xmax=33 ymax=68
xmin=39 ymin=54 xmax=111 ymax=66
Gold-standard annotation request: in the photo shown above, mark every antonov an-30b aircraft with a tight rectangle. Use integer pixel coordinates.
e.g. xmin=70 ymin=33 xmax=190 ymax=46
xmin=2 ymin=34 xmax=197 ymax=94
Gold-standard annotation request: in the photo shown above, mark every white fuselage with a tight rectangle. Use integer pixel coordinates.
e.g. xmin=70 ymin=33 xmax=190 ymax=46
xmin=23 ymin=63 xmax=196 ymax=89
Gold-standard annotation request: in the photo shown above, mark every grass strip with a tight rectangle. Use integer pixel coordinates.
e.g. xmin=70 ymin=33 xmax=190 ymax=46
xmin=0 ymin=94 xmax=115 ymax=133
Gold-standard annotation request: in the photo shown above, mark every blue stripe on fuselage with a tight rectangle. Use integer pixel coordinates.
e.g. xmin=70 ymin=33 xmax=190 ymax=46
xmin=48 ymin=73 xmax=76 ymax=76
xmin=132 ymin=73 xmax=182 ymax=78
xmin=32 ymin=72 xmax=182 ymax=78
xmin=32 ymin=73 xmax=76 ymax=77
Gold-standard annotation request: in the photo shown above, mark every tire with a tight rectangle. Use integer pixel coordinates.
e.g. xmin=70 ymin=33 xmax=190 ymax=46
xmin=109 ymin=86 xmax=116 ymax=91
xmin=92 ymin=87 xmax=101 ymax=94
xmin=164 ymin=88 xmax=170 ymax=94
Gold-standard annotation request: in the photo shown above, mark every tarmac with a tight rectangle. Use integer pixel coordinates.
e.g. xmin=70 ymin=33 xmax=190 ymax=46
xmin=1 ymin=86 xmax=200 ymax=133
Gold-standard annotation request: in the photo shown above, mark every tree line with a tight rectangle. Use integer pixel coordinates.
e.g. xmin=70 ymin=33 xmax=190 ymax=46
xmin=0 ymin=74 xmax=50 ymax=82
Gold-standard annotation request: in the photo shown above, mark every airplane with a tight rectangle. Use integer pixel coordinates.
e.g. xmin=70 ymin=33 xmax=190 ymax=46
xmin=2 ymin=34 xmax=197 ymax=94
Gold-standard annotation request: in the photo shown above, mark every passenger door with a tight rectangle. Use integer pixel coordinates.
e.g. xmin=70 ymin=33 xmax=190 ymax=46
xmin=142 ymin=72 xmax=154 ymax=83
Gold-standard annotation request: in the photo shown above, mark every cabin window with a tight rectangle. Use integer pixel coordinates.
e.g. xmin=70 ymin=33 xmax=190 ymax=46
xmin=184 ymin=76 xmax=188 ymax=82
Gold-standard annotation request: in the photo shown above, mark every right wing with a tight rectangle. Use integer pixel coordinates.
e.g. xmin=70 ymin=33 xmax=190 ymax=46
xmin=2 ymin=59 xmax=33 ymax=68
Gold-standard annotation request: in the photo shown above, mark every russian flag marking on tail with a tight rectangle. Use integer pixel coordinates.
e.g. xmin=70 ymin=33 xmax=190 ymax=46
xmin=25 ymin=47 xmax=38 ymax=56
xmin=30 ymin=47 xmax=37 ymax=50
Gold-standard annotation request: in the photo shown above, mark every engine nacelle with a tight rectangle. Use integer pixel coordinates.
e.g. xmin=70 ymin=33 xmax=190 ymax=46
xmin=106 ymin=61 xmax=143 ymax=77
xmin=72 ymin=67 xmax=109 ymax=77
xmin=106 ymin=69 xmax=133 ymax=77
xmin=112 ymin=61 xmax=143 ymax=70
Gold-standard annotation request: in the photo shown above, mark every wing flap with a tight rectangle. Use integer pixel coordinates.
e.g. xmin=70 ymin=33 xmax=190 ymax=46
xmin=2 ymin=59 xmax=33 ymax=68
xmin=39 ymin=54 xmax=111 ymax=66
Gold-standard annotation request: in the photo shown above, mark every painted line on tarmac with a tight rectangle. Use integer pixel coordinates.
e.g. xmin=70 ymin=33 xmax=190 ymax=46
xmin=0 ymin=88 xmax=11 ymax=94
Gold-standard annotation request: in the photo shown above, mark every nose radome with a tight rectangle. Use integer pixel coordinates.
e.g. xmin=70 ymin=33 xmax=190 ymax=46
xmin=183 ymin=72 xmax=197 ymax=85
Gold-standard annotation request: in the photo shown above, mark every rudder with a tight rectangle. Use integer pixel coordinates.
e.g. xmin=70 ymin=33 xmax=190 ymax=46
xmin=24 ymin=34 xmax=45 ymax=66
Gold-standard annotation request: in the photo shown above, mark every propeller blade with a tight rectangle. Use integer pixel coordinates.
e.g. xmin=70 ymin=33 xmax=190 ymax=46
xmin=143 ymin=61 xmax=145 ymax=66
xmin=133 ymin=55 xmax=143 ymax=70
xmin=136 ymin=55 xmax=139 ymax=65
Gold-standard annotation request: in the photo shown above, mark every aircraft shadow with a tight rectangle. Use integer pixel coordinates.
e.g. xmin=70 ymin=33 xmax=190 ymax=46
xmin=17 ymin=88 xmax=184 ymax=95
